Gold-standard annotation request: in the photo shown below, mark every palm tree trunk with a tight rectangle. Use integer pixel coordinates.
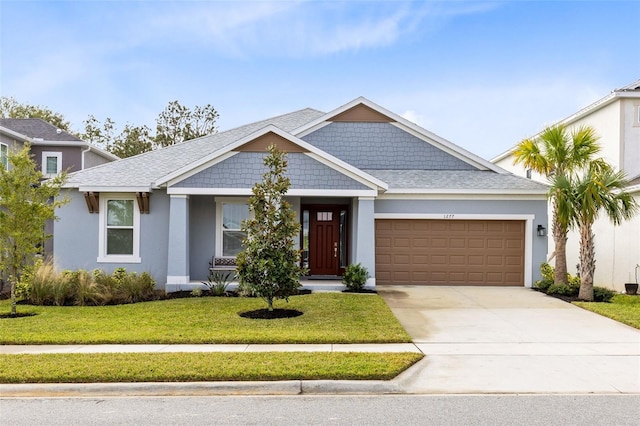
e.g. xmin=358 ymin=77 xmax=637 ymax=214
xmin=578 ymin=221 xmax=595 ymax=301
xmin=552 ymin=203 xmax=568 ymax=285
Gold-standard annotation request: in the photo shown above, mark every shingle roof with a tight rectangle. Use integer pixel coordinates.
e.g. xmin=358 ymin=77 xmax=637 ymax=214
xmin=364 ymin=170 xmax=549 ymax=192
xmin=65 ymin=108 xmax=325 ymax=189
xmin=616 ymin=78 xmax=640 ymax=92
xmin=0 ymin=118 xmax=82 ymax=141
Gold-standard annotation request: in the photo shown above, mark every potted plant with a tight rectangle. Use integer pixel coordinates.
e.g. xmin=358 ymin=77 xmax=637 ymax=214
xmin=624 ymin=264 xmax=639 ymax=295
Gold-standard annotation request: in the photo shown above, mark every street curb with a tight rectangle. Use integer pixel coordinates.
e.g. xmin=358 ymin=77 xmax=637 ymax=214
xmin=0 ymin=380 xmax=403 ymax=397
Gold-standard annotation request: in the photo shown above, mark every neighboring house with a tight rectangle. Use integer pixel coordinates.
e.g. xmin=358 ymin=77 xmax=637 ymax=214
xmin=0 ymin=118 xmax=118 ymax=174
xmin=0 ymin=118 xmax=119 ymax=254
xmin=54 ymin=97 xmax=548 ymax=292
xmin=493 ymin=79 xmax=640 ymax=291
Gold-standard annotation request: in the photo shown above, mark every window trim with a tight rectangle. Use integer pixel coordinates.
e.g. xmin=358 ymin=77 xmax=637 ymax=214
xmin=1 ymin=143 xmax=7 ymax=170
xmin=215 ymin=197 xmax=250 ymax=258
xmin=42 ymin=151 xmax=62 ymax=177
xmin=97 ymin=193 xmax=141 ymax=263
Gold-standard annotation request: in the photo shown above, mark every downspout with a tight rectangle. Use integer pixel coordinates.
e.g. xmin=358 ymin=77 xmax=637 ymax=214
xmin=81 ymin=145 xmax=91 ymax=169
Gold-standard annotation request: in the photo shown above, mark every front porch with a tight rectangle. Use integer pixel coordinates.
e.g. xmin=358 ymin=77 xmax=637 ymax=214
xmin=167 ymin=277 xmax=348 ymax=294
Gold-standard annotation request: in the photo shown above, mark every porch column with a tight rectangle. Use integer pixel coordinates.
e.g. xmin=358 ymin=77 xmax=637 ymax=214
xmin=355 ymin=197 xmax=376 ymax=287
xmin=167 ymin=194 xmax=190 ymax=289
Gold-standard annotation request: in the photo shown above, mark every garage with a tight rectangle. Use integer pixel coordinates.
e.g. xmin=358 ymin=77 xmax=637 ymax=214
xmin=375 ymin=219 xmax=525 ymax=286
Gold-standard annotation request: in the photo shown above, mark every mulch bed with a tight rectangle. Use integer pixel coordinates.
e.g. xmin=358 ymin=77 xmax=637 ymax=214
xmin=239 ymin=308 xmax=303 ymax=319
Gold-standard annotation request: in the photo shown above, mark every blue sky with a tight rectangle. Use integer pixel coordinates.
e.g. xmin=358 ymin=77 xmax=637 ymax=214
xmin=1 ymin=0 xmax=639 ymax=159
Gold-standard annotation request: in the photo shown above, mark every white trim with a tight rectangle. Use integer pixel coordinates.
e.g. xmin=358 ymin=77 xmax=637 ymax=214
xmin=383 ymin=188 xmax=548 ymax=195
xmin=378 ymin=193 xmax=547 ymax=201
xmin=166 ymin=275 xmax=190 ymax=285
xmin=0 ymin=142 xmax=7 ymax=170
xmin=168 ymin=187 xmax=379 ymax=197
xmin=97 ymin=193 xmax=141 ymax=264
xmin=75 ymin=186 xmax=152 ymax=192
xmin=374 ymin=213 xmax=536 ymax=288
xmin=41 ymin=151 xmax=62 ymax=177
xmin=170 ymin=194 xmax=189 ymax=199
xmin=215 ymin=198 xmax=250 ymax=258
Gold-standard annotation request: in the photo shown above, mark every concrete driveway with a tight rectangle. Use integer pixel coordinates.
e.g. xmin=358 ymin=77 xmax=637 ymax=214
xmin=378 ymin=285 xmax=640 ymax=394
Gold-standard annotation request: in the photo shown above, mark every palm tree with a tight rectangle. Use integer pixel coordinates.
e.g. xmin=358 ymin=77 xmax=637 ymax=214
xmin=513 ymin=124 xmax=601 ymax=285
xmin=564 ymin=161 xmax=638 ymax=301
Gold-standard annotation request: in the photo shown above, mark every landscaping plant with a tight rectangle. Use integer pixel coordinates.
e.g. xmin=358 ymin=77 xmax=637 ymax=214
xmin=342 ymin=263 xmax=370 ymax=292
xmin=236 ymin=145 xmax=304 ymax=312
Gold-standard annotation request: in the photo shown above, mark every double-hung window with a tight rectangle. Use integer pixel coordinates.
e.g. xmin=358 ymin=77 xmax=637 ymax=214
xmin=1 ymin=143 xmax=7 ymax=170
xmin=42 ymin=151 xmax=62 ymax=177
xmin=98 ymin=194 xmax=141 ymax=263
xmin=216 ymin=199 xmax=249 ymax=257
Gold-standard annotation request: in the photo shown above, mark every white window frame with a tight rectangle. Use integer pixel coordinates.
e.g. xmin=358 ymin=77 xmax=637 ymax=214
xmin=97 ymin=193 xmax=141 ymax=263
xmin=42 ymin=151 xmax=62 ymax=177
xmin=1 ymin=143 xmax=7 ymax=171
xmin=215 ymin=197 xmax=250 ymax=258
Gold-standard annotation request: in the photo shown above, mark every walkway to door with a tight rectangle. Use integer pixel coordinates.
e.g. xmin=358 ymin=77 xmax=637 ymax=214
xmin=378 ymin=285 xmax=640 ymax=393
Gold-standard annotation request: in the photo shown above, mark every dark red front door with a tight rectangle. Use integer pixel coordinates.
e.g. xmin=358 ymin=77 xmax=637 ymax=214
xmin=307 ymin=206 xmax=347 ymax=276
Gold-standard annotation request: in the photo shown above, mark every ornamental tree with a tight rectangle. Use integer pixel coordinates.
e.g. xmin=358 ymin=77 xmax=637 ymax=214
xmin=236 ymin=145 xmax=303 ymax=311
xmin=0 ymin=145 xmax=67 ymax=316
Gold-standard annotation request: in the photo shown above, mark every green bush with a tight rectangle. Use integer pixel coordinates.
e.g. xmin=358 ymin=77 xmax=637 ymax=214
xmin=23 ymin=264 xmax=156 ymax=306
xmin=593 ymin=286 xmax=616 ymax=303
xmin=202 ymin=271 xmax=233 ymax=296
xmin=546 ymin=283 xmax=575 ymax=296
xmin=342 ymin=263 xmax=370 ymax=292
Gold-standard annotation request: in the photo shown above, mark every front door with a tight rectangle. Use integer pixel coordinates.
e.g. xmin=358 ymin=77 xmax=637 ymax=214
xmin=302 ymin=205 xmax=348 ymax=276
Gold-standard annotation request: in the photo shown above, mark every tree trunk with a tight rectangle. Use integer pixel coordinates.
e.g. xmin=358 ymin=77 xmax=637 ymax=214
xmin=552 ymin=202 xmax=568 ymax=285
xmin=10 ymin=267 xmax=17 ymax=316
xmin=578 ymin=222 xmax=595 ymax=301
xmin=267 ymin=297 xmax=274 ymax=312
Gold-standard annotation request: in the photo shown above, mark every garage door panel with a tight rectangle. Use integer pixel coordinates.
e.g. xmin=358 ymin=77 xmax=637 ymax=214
xmin=376 ymin=219 xmax=525 ymax=286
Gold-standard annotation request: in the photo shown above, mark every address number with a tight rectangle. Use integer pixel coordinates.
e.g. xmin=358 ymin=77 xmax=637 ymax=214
xmin=444 ymin=214 xmax=455 ymax=219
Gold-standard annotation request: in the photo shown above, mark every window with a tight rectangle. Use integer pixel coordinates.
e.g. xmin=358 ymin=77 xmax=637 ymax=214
xmin=98 ymin=194 xmax=140 ymax=263
xmin=216 ymin=199 xmax=249 ymax=257
xmin=41 ymin=151 xmax=62 ymax=176
xmin=1 ymin=143 xmax=7 ymax=170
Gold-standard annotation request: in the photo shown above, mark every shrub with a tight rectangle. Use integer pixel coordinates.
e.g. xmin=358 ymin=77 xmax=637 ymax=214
xmin=593 ymin=286 xmax=616 ymax=303
xmin=202 ymin=271 xmax=233 ymax=296
xmin=65 ymin=269 xmax=105 ymax=306
xmin=546 ymin=283 xmax=574 ymax=296
xmin=342 ymin=263 xmax=370 ymax=292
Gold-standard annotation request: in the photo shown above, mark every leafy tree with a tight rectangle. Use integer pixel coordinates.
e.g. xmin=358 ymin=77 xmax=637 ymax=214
xmin=0 ymin=145 xmax=68 ymax=316
xmin=0 ymin=96 xmax=71 ymax=131
xmin=236 ymin=145 xmax=304 ymax=311
xmin=81 ymin=115 xmax=116 ymax=150
xmin=110 ymin=124 xmax=154 ymax=158
xmin=552 ymin=161 xmax=638 ymax=301
xmin=513 ymin=124 xmax=600 ymax=285
xmin=154 ymin=101 xmax=219 ymax=148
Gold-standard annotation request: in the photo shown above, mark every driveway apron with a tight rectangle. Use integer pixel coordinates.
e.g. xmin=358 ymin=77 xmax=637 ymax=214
xmin=378 ymin=286 xmax=640 ymax=394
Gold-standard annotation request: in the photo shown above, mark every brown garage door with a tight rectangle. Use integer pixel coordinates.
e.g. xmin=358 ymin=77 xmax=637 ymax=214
xmin=375 ymin=219 xmax=525 ymax=286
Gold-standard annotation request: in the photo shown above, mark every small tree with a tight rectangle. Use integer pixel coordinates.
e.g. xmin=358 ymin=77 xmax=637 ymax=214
xmin=0 ymin=145 xmax=67 ymax=316
xmin=236 ymin=145 xmax=303 ymax=311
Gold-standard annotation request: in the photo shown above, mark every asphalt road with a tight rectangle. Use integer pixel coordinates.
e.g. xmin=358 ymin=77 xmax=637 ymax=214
xmin=1 ymin=395 xmax=639 ymax=425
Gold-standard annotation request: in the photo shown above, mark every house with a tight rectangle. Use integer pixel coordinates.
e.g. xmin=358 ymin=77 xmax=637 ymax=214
xmin=0 ymin=118 xmax=118 ymax=174
xmin=1 ymin=118 xmax=119 ymax=254
xmin=493 ymin=79 xmax=640 ymax=291
xmin=54 ymin=98 xmax=548 ymax=291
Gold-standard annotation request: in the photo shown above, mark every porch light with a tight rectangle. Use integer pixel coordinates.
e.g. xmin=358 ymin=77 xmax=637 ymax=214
xmin=536 ymin=225 xmax=547 ymax=237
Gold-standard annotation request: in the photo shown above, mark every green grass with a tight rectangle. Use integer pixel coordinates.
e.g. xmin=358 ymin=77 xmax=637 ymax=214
xmin=574 ymin=294 xmax=640 ymax=329
xmin=0 ymin=352 xmax=424 ymax=383
xmin=0 ymin=293 xmax=411 ymax=344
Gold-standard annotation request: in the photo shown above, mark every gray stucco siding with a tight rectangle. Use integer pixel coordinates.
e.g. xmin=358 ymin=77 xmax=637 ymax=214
xmin=53 ymin=190 xmax=171 ymax=289
xmin=173 ymin=152 xmax=370 ymax=190
xmin=30 ymin=146 xmax=82 ymax=173
xmin=302 ymin=122 xmax=477 ymax=171
xmin=374 ymin=198 xmax=549 ymax=283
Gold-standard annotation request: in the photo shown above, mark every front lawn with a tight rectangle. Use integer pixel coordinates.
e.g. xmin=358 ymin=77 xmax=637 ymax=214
xmin=574 ymin=294 xmax=640 ymax=329
xmin=0 ymin=352 xmax=423 ymax=383
xmin=0 ymin=293 xmax=412 ymax=344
